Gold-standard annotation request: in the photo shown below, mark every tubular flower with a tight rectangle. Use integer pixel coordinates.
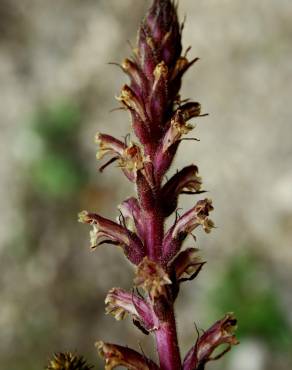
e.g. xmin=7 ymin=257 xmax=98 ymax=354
xmin=169 ymin=248 xmax=206 ymax=300
xmin=162 ymin=110 xmax=194 ymax=153
xmin=96 ymin=133 xmax=149 ymax=181
xmin=95 ymin=133 xmax=126 ymax=161
xmin=172 ymin=199 xmax=215 ymax=238
xmin=78 ymin=211 xmax=145 ymax=265
xmin=118 ymin=197 xmax=145 ymax=240
xmin=76 ymin=1 xmax=238 ymax=369
xmin=162 ymin=199 xmax=215 ymax=262
xmin=171 ymin=248 xmax=205 ymax=283
xmin=96 ymin=342 xmax=160 ymax=370
xmin=183 ymin=314 xmax=239 ymax=370
xmin=105 ymin=287 xmax=158 ymax=333
xmin=160 ymin=165 xmax=203 ymax=216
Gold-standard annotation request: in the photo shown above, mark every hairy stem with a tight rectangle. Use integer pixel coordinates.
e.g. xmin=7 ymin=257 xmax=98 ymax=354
xmin=144 ymin=209 xmax=164 ymax=261
xmin=155 ymin=302 xmax=181 ymax=370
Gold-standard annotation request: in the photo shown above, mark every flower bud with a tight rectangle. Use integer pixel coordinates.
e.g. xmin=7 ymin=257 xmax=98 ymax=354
xmin=122 ymin=58 xmax=148 ymax=99
xmin=150 ymin=61 xmax=169 ymax=125
xmin=140 ymin=0 xmax=182 ymax=73
xmin=118 ymin=84 xmax=147 ymax=122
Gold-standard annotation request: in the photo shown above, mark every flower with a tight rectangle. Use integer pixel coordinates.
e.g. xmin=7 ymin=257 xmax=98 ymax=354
xmin=162 ymin=199 xmax=214 ymax=262
xmin=105 ymin=287 xmax=157 ymax=333
xmin=96 ymin=342 xmax=159 ymax=370
xmin=78 ymin=211 xmax=145 ymax=265
xmin=183 ymin=314 xmax=239 ymax=370
xmin=135 ymin=257 xmax=172 ymax=299
xmin=160 ymin=165 xmax=203 ymax=216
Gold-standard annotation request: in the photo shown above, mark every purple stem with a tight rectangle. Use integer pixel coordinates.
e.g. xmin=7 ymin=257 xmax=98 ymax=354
xmin=144 ymin=209 xmax=163 ymax=261
xmin=155 ymin=303 xmax=182 ymax=370
xmin=140 ymin=169 xmax=181 ymax=368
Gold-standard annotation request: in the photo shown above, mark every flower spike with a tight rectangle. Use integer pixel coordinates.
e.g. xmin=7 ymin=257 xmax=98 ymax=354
xmin=77 ymin=1 xmax=238 ymax=369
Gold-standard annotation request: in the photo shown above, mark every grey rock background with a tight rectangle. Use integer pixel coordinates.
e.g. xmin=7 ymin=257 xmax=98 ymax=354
xmin=0 ymin=0 xmax=291 ymax=369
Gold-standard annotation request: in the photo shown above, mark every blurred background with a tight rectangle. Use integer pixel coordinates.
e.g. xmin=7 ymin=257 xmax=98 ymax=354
xmin=0 ymin=0 xmax=291 ymax=369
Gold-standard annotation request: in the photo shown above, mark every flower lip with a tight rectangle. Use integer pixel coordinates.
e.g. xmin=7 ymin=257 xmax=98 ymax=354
xmin=95 ymin=132 xmax=126 ymax=161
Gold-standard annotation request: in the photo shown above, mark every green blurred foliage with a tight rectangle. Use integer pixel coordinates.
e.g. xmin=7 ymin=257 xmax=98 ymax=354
xmin=211 ymin=251 xmax=292 ymax=351
xmin=33 ymin=101 xmax=80 ymax=144
xmin=31 ymin=101 xmax=88 ymax=199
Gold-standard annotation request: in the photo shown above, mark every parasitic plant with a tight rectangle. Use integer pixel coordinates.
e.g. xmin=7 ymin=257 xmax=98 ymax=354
xmin=48 ymin=0 xmax=238 ymax=369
